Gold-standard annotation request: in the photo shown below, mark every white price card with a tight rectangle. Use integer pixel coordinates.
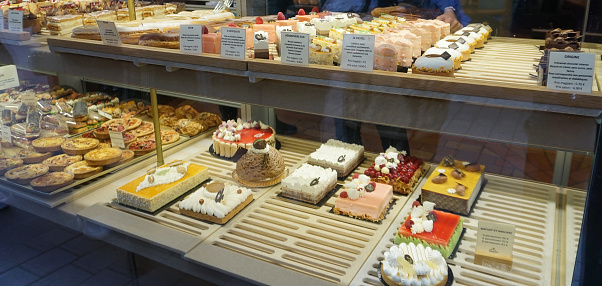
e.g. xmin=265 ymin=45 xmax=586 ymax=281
xmin=341 ymin=34 xmax=375 ymax=72
xmin=0 ymin=65 xmax=19 ymax=90
xmin=22 ymin=93 xmax=36 ymax=106
xmin=0 ymin=12 xmax=4 ymax=30
xmin=220 ymin=27 xmax=246 ymax=59
xmin=8 ymin=10 xmax=23 ymax=33
xmin=547 ymin=52 xmax=595 ymax=93
xmin=109 ymin=130 xmax=125 ymax=149
xmin=97 ymin=20 xmax=121 ymax=46
xmin=98 ymin=109 xmax=113 ymax=120
xmin=1 ymin=124 xmax=11 ymax=143
xmin=281 ymin=32 xmax=309 ymax=65
xmin=180 ymin=25 xmax=203 ymax=54
xmin=475 ymin=221 xmax=515 ymax=271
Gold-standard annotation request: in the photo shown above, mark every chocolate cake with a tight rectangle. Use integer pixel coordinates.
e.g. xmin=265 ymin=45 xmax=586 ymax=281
xmin=545 ymin=28 xmax=581 ymax=51
xmin=233 ymin=139 xmax=287 ymax=187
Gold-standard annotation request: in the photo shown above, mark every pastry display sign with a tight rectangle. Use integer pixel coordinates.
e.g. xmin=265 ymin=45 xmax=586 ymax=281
xmin=98 ymin=109 xmax=113 ymax=120
xmin=475 ymin=220 xmax=515 ymax=271
xmin=109 ymin=130 xmax=126 ymax=148
xmin=1 ymin=124 xmax=11 ymax=143
xmin=180 ymin=24 xmax=203 ymax=54
xmin=341 ymin=34 xmax=375 ymax=72
xmin=546 ymin=51 xmax=595 ymax=93
xmin=281 ymin=32 xmax=310 ymax=65
xmin=220 ymin=27 xmax=246 ymax=59
xmin=97 ymin=21 xmax=121 ymax=46
xmin=0 ymin=65 xmax=19 ymax=90
xmin=8 ymin=10 xmax=23 ymax=33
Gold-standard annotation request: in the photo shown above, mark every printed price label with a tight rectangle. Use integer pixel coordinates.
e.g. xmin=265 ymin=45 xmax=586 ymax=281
xmin=180 ymin=25 xmax=203 ymax=54
xmin=221 ymin=27 xmax=246 ymax=59
xmin=0 ymin=65 xmax=19 ymax=90
xmin=22 ymin=93 xmax=36 ymax=106
xmin=8 ymin=10 xmax=23 ymax=33
xmin=341 ymin=34 xmax=375 ymax=72
xmin=109 ymin=130 xmax=125 ymax=149
xmin=97 ymin=20 xmax=121 ymax=46
xmin=98 ymin=109 xmax=113 ymax=120
xmin=475 ymin=221 xmax=515 ymax=271
xmin=1 ymin=124 xmax=11 ymax=143
xmin=281 ymin=32 xmax=309 ymax=65
xmin=547 ymin=52 xmax=595 ymax=93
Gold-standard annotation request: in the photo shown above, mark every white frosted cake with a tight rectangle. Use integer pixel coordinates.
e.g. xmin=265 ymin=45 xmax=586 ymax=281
xmin=280 ymin=163 xmax=337 ymax=204
xmin=381 ymin=243 xmax=449 ymax=286
xmin=179 ymin=182 xmax=253 ymax=224
xmin=307 ymin=139 xmax=364 ymax=177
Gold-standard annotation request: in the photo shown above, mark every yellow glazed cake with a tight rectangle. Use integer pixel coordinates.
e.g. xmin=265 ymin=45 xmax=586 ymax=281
xmin=116 ymin=160 xmax=209 ymax=212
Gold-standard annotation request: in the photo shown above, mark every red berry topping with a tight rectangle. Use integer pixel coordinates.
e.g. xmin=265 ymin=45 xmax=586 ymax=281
xmin=412 ymin=201 xmax=421 ymax=208
xmin=340 ymin=191 xmax=348 ymax=198
xmin=227 ymin=22 xmax=237 ymax=28
xmin=352 ymin=173 xmax=359 ymax=179
xmin=202 ymin=26 xmax=209 ymax=34
xmin=255 ymin=17 xmax=263 ymax=24
xmin=298 ymin=9 xmax=306 ymax=15
xmin=369 ymin=182 xmax=376 ymax=188
xmin=404 ymin=219 xmax=414 ymax=229
xmin=311 ymin=6 xmax=319 ymax=13
xmin=277 ymin=12 xmax=285 ymax=20
xmin=364 ymin=170 xmax=370 ymax=176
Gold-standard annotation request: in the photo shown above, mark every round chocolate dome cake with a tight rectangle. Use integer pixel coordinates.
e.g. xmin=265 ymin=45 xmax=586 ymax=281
xmin=233 ymin=139 xmax=287 ymax=187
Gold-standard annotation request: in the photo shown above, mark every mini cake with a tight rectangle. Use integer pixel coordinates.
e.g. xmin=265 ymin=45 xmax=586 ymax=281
xmin=435 ymin=38 xmax=471 ymax=61
xmin=309 ymin=43 xmax=334 ymax=66
xmin=280 ymin=163 xmax=337 ymax=204
xmin=116 ymin=160 xmax=209 ymax=212
xmin=421 ymin=155 xmax=485 ymax=215
xmin=363 ymin=148 xmax=425 ymax=195
xmin=212 ymin=119 xmax=275 ymax=158
xmin=312 ymin=36 xmax=342 ymax=64
xmin=233 ymin=139 xmax=287 ymax=187
xmin=179 ymin=181 xmax=253 ymax=224
xmin=374 ymin=43 xmax=398 ymax=72
xmin=333 ymin=174 xmax=393 ymax=222
xmin=395 ymin=201 xmax=463 ymax=258
xmin=307 ymin=139 xmax=364 ymax=177
xmin=381 ymin=242 xmax=449 ymax=286
xmin=412 ymin=52 xmax=455 ymax=77
xmin=424 ymin=47 xmax=462 ymax=70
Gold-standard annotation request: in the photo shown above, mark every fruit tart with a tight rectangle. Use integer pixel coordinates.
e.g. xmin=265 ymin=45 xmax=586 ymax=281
xmin=61 ymin=138 xmax=100 ymax=155
xmin=137 ymin=130 xmax=180 ymax=145
xmin=16 ymin=149 xmax=53 ymax=164
xmin=0 ymin=158 xmax=24 ymax=176
xmin=5 ymin=164 xmax=49 ymax=185
xmin=84 ymin=147 xmax=123 ymax=166
xmin=93 ymin=124 xmax=126 ymax=139
xmin=30 ymin=172 xmax=75 ymax=193
xmin=363 ymin=148 xmax=425 ymax=195
xmin=64 ymin=161 xmax=103 ymax=179
xmin=127 ymin=140 xmax=156 ymax=156
xmin=32 ymin=136 xmax=66 ymax=153
xmin=43 ymin=154 xmax=83 ymax=172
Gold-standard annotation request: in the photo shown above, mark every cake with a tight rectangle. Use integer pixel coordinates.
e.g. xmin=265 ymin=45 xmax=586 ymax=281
xmin=179 ymin=181 xmax=253 ymax=224
xmin=395 ymin=201 xmax=463 ymax=258
xmin=363 ymin=148 xmax=425 ymax=195
xmin=116 ymin=160 xmax=209 ymax=212
xmin=233 ymin=139 xmax=287 ymax=187
xmin=381 ymin=242 xmax=449 ymax=286
xmin=374 ymin=43 xmax=398 ymax=72
xmin=412 ymin=52 xmax=455 ymax=77
xmin=333 ymin=174 xmax=393 ymax=221
xmin=424 ymin=47 xmax=463 ymax=70
xmin=46 ymin=15 xmax=83 ymax=35
xmin=421 ymin=155 xmax=485 ymax=215
xmin=307 ymin=139 xmax=364 ymax=177
xmin=309 ymin=43 xmax=334 ymax=66
xmin=280 ymin=163 xmax=337 ymax=204
xmin=435 ymin=38 xmax=471 ymax=61
xmin=212 ymin=119 xmax=275 ymax=158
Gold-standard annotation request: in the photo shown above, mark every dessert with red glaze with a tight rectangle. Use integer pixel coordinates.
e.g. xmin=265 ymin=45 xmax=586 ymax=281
xmin=363 ymin=147 xmax=424 ymax=195
xmin=394 ymin=200 xmax=463 ymax=258
xmin=212 ymin=119 xmax=275 ymax=158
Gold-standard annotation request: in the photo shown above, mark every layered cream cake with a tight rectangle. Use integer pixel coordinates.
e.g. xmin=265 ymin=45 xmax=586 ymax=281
xmin=280 ymin=163 xmax=337 ymax=204
xmin=212 ymin=119 xmax=275 ymax=158
xmin=47 ymin=15 xmax=83 ymax=35
xmin=333 ymin=174 xmax=393 ymax=222
xmin=307 ymin=139 xmax=364 ymax=177
xmin=233 ymin=139 xmax=286 ymax=187
xmin=179 ymin=182 xmax=253 ymax=224
xmin=116 ymin=160 xmax=209 ymax=212
xmin=381 ymin=243 xmax=449 ymax=286
xmin=421 ymin=155 xmax=485 ymax=215
xmin=309 ymin=43 xmax=334 ymax=66
xmin=395 ymin=201 xmax=463 ymax=258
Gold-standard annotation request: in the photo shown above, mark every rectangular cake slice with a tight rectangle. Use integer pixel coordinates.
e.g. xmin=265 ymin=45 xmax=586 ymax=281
xmin=280 ymin=163 xmax=337 ymax=204
xmin=307 ymin=139 xmax=364 ymax=177
xmin=179 ymin=182 xmax=253 ymax=224
xmin=333 ymin=175 xmax=393 ymax=222
xmin=421 ymin=157 xmax=485 ymax=215
xmin=116 ymin=161 xmax=209 ymax=212
xmin=364 ymin=148 xmax=425 ymax=195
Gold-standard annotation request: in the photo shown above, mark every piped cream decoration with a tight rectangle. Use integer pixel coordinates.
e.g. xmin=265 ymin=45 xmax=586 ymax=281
xmin=137 ymin=162 xmax=190 ymax=192
xmin=179 ymin=183 xmax=252 ymax=218
xmin=382 ymin=243 xmax=448 ymax=286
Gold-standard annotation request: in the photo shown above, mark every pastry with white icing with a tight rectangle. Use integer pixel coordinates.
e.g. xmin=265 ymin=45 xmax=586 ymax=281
xmin=280 ymin=163 xmax=337 ymax=204
xmin=179 ymin=182 xmax=253 ymax=224
xmin=381 ymin=243 xmax=449 ymax=286
xmin=307 ymin=139 xmax=364 ymax=177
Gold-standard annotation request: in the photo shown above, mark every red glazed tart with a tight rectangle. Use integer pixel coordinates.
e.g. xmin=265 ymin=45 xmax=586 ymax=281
xmin=363 ymin=149 xmax=424 ymax=195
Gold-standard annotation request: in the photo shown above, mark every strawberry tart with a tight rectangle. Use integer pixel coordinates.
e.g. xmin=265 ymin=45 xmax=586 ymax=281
xmin=363 ymin=148 xmax=425 ymax=195
xmin=212 ymin=119 xmax=275 ymax=158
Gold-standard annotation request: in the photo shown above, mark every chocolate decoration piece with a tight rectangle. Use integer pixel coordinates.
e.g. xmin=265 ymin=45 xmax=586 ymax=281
xmin=443 ymin=155 xmax=454 ymax=167
xmin=451 ymin=168 xmax=466 ymax=180
xmin=456 ymin=183 xmax=467 ymax=196
xmin=462 ymin=31 xmax=471 ymax=37
xmin=304 ymin=22 xmax=314 ymax=27
xmin=431 ymin=173 xmax=448 ymax=184
xmin=310 ymin=177 xmax=320 ymax=186
xmin=465 ymin=163 xmax=480 ymax=172
xmin=337 ymin=155 xmax=346 ymax=163
xmin=426 ymin=212 xmax=437 ymax=222
xmin=404 ymin=254 xmax=414 ymax=264
xmin=457 ymin=38 xmax=466 ymax=44
xmin=365 ymin=184 xmax=375 ymax=192
xmin=440 ymin=51 xmax=451 ymax=60
xmin=215 ymin=189 xmax=225 ymax=203
xmin=449 ymin=43 xmax=459 ymax=49
xmin=237 ymin=189 xmax=242 ymax=194
xmin=199 ymin=199 xmax=204 ymax=205
xmin=253 ymin=139 xmax=267 ymax=149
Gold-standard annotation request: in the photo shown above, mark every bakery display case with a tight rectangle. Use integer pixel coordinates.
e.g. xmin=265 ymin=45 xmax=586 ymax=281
xmin=1 ymin=1 xmax=601 ymax=285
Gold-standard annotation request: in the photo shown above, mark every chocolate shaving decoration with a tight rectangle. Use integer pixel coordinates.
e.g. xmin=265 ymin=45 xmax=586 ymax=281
xmin=255 ymin=33 xmax=267 ymax=41
xmin=199 ymin=199 xmax=204 ymax=205
xmin=262 ymin=153 xmax=269 ymax=170
xmin=404 ymin=254 xmax=414 ymax=264
xmin=440 ymin=51 xmax=451 ymax=60
xmin=365 ymin=184 xmax=375 ymax=192
xmin=337 ymin=155 xmax=346 ymax=162
xmin=438 ymin=173 xmax=447 ymax=177
xmin=426 ymin=212 xmax=437 ymax=222
xmin=457 ymin=38 xmax=466 ymax=44
xmin=449 ymin=43 xmax=459 ymax=49
xmin=305 ymin=22 xmax=314 ymax=27
xmin=310 ymin=177 xmax=320 ymax=186
xmin=462 ymin=31 xmax=471 ymax=37
xmin=215 ymin=189 xmax=225 ymax=203
xmin=388 ymin=158 xmax=395 ymax=163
